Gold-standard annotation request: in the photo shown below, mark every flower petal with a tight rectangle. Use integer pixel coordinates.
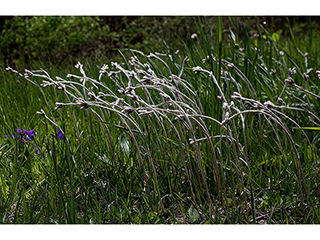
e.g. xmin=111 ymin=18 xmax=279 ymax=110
xmin=57 ymin=130 xmax=65 ymax=140
xmin=34 ymin=146 xmax=40 ymax=155
xmin=24 ymin=129 xmax=34 ymax=140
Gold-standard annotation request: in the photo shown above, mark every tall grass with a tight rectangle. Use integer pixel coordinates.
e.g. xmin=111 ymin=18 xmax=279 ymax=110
xmin=1 ymin=17 xmax=320 ymax=223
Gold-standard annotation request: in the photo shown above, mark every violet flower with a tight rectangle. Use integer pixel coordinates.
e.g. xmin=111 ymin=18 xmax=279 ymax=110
xmin=57 ymin=130 xmax=65 ymax=140
xmin=34 ymin=146 xmax=40 ymax=155
xmin=17 ymin=129 xmax=23 ymax=135
xmin=17 ymin=128 xmax=27 ymax=142
xmin=23 ymin=129 xmax=35 ymax=140
xmin=5 ymin=128 xmax=40 ymax=155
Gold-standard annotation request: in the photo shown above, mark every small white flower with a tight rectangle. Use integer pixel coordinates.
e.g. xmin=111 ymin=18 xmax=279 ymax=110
xmin=191 ymin=33 xmax=198 ymax=39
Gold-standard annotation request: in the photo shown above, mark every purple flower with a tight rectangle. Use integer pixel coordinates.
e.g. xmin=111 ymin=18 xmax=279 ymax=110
xmin=16 ymin=129 xmax=26 ymax=142
xmin=5 ymin=128 xmax=40 ymax=155
xmin=34 ymin=146 xmax=40 ymax=155
xmin=5 ymin=133 xmax=16 ymax=138
xmin=57 ymin=130 xmax=65 ymax=140
xmin=23 ymin=129 xmax=35 ymax=140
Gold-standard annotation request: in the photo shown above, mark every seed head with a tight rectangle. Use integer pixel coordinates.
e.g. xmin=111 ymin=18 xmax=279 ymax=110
xmin=121 ymin=106 xmax=135 ymax=115
xmin=192 ymin=66 xmax=203 ymax=74
xmin=264 ymin=100 xmax=275 ymax=108
xmin=55 ymin=103 xmax=64 ymax=110
xmin=288 ymin=67 xmax=296 ymax=77
xmin=231 ymin=92 xmax=241 ymax=99
xmin=76 ymin=99 xmax=90 ymax=109
xmin=36 ymin=109 xmax=46 ymax=116
xmin=270 ymin=69 xmax=276 ymax=76
xmin=24 ymin=69 xmax=34 ymax=77
xmin=285 ymin=77 xmax=295 ymax=85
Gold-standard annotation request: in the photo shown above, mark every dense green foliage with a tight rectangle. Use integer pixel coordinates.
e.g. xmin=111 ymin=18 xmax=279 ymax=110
xmin=0 ymin=16 xmax=320 ymax=224
xmin=2 ymin=16 xmax=312 ymax=68
xmin=0 ymin=16 xmax=202 ymax=68
xmin=0 ymin=16 xmax=107 ymax=66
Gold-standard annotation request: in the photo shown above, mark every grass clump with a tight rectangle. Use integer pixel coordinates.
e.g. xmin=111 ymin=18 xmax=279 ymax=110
xmin=1 ymin=17 xmax=320 ymax=224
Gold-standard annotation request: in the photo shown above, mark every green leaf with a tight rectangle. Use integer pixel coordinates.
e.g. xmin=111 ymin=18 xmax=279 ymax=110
xmin=188 ymin=205 xmax=200 ymax=223
xmin=229 ymin=28 xmax=236 ymax=44
xmin=217 ymin=16 xmax=222 ymax=44
xmin=119 ymin=132 xmax=130 ymax=159
xmin=272 ymin=32 xmax=279 ymax=42
xmin=294 ymin=127 xmax=320 ymax=131
xmin=271 ymin=29 xmax=282 ymax=42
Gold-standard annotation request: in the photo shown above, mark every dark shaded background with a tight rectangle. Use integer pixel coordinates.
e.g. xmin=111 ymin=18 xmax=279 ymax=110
xmin=0 ymin=16 xmax=317 ymax=68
